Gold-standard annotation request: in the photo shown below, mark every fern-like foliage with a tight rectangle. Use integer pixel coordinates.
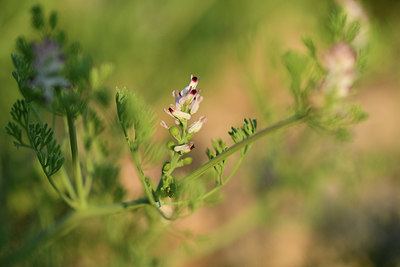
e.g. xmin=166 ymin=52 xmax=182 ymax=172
xmin=28 ymin=122 xmax=64 ymax=176
xmin=116 ymin=87 xmax=155 ymax=150
xmin=6 ymin=100 xmax=64 ymax=178
xmin=228 ymin=118 xmax=258 ymax=145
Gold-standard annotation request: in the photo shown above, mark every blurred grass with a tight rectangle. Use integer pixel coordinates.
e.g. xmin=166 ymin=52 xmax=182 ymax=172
xmin=1 ymin=0 xmax=400 ymax=266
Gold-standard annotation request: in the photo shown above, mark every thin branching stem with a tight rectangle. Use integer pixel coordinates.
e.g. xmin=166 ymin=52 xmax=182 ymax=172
xmin=43 ymin=169 xmax=77 ymax=208
xmin=67 ymin=113 xmax=86 ymax=208
xmin=131 ymin=150 xmax=155 ymax=205
xmin=21 ymin=113 xmax=73 ymax=205
xmin=181 ymin=113 xmax=307 ymax=185
xmin=30 ymin=103 xmax=43 ymax=125
xmin=164 ymin=145 xmax=250 ymax=206
xmin=59 ymin=166 xmax=78 ymax=200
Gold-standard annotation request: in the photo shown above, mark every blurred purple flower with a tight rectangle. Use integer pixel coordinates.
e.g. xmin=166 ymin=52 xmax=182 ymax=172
xmin=322 ymin=42 xmax=357 ymax=97
xmin=30 ymin=38 xmax=69 ymax=102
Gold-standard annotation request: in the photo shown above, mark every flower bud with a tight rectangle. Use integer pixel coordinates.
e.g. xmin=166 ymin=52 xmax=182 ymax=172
xmin=169 ymin=126 xmax=181 ymax=140
xmin=166 ymin=140 xmax=175 ymax=151
xmin=177 ymin=157 xmax=192 ymax=167
xmin=162 ymin=162 xmax=171 ymax=172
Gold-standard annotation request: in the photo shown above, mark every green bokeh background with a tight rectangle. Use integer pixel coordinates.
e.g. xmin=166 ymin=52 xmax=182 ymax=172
xmin=1 ymin=0 xmax=400 ymax=266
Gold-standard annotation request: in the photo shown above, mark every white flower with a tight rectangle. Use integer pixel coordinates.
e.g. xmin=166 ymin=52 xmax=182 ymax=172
xmin=162 ymin=74 xmax=206 ymax=135
xmin=164 ymin=75 xmax=203 ymax=121
xmin=174 ymin=142 xmax=195 ymax=153
xmin=177 ymin=89 xmax=200 ymax=110
xmin=172 ymin=75 xmax=201 ymax=111
xmin=189 ymin=74 xmax=199 ymax=88
xmin=164 ymin=105 xmax=191 ymax=120
xmin=180 ymin=74 xmax=199 ymax=96
xmin=188 ymin=116 xmax=207 ymax=134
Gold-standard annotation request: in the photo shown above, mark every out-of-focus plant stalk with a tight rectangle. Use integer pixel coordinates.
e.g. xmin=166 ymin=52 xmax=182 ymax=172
xmin=60 ymin=166 xmax=77 ymax=200
xmin=67 ymin=113 xmax=86 ymax=209
xmin=0 ymin=198 xmax=150 ymax=265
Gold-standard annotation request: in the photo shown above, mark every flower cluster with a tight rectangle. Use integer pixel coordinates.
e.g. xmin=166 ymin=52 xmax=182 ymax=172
xmin=321 ymin=42 xmax=357 ymax=98
xmin=161 ymin=75 xmax=207 ymax=154
xmin=30 ymin=38 xmax=69 ymax=102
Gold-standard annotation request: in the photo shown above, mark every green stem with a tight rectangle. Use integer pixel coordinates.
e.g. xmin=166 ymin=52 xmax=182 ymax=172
xmin=84 ymin=197 xmax=150 ymax=216
xmin=30 ymin=103 xmax=43 ymax=125
xmin=13 ymin=142 xmax=33 ymax=149
xmin=22 ymin=115 xmax=73 ymax=206
xmin=181 ymin=120 xmax=187 ymax=138
xmin=132 ymin=150 xmax=156 ymax=206
xmin=222 ymin=148 xmax=249 ymax=185
xmin=84 ymin=152 xmax=95 ymax=197
xmin=181 ymin=114 xmax=306 ymax=185
xmin=67 ymin=113 xmax=86 ymax=208
xmin=164 ymin=153 xmax=181 ymax=176
xmin=43 ymin=170 xmax=77 ymax=209
xmin=0 ymin=198 xmax=150 ymax=265
xmin=217 ymin=160 xmax=227 ymax=185
xmin=60 ymin=166 xmax=77 ymax=200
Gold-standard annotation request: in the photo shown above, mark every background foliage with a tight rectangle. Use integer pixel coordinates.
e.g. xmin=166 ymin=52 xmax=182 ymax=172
xmin=1 ymin=0 xmax=400 ymax=266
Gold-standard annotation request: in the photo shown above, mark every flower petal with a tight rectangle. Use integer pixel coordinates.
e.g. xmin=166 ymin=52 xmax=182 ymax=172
xmin=188 ymin=116 xmax=207 ymax=134
xmin=189 ymin=74 xmax=199 ymax=90
xmin=189 ymin=95 xmax=203 ymax=114
xmin=167 ymin=105 xmax=191 ymax=120
xmin=180 ymin=75 xmax=200 ymax=96
xmin=160 ymin=120 xmax=169 ymax=129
